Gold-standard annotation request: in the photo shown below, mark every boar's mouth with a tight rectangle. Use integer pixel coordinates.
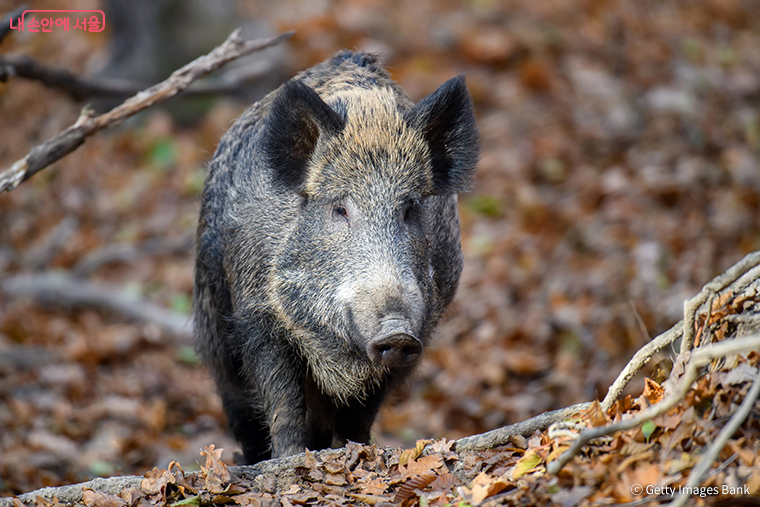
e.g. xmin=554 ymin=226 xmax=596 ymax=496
xmin=366 ymin=318 xmax=422 ymax=368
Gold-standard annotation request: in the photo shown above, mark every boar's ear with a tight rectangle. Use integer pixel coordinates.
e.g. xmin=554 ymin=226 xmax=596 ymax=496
xmin=264 ymin=80 xmax=345 ymax=192
xmin=405 ymin=75 xmax=479 ymax=195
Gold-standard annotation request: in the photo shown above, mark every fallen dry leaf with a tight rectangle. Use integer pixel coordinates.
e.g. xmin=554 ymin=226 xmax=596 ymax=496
xmin=118 ymin=488 xmax=146 ymax=505
xmin=234 ymin=492 xmax=265 ymax=506
xmin=546 ymin=443 xmax=571 ymax=464
xmin=398 ymin=453 xmax=444 ymax=479
xmin=324 ymin=473 xmax=347 ymax=486
xmin=82 ymin=489 xmax=127 ymax=507
xmin=642 ymin=378 xmax=665 ymax=405
xmin=393 ymin=472 xmax=437 ymax=503
xmin=140 ymin=466 xmax=177 ymax=501
xmin=399 ymin=439 xmax=430 ymax=466
xmin=583 ymin=399 xmax=609 ymax=427
xmin=348 ymin=493 xmax=392 ymax=505
xmin=458 ymin=472 xmax=510 ymax=506
xmin=428 ymin=472 xmax=460 ymax=491
xmin=355 ymin=475 xmax=387 ymax=496
xmin=664 ymin=452 xmax=698 ymax=475
xmin=200 ymin=444 xmax=230 ymax=494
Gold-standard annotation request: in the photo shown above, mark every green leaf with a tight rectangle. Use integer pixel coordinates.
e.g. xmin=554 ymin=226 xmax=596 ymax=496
xmin=513 ymin=450 xmax=542 ymax=478
xmin=642 ymin=420 xmax=656 ymax=442
xmin=170 ymin=495 xmax=200 ymax=506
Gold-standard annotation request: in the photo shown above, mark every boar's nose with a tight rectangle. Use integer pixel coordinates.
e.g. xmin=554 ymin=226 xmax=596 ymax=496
xmin=367 ymin=319 xmax=422 ymax=368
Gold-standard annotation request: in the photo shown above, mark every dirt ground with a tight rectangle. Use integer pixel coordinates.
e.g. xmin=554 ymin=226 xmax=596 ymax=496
xmin=1 ymin=0 xmax=760 ymax=497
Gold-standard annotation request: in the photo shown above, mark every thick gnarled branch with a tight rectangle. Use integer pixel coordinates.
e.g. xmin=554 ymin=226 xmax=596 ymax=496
xmin=453 ymin=403 xmax=591 ymax=453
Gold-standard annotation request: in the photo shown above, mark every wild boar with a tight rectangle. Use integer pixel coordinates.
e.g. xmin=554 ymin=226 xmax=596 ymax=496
xmin=194 ymin=51 xmax=478 ymax=463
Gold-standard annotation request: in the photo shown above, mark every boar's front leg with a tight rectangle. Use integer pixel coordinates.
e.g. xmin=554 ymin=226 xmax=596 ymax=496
xmin=236 ymin=318 xmax=308 ymax=459
xmin=219 ymin=385 xmax=270 ymax=464
xmin=334 ymin=382 xmax=390 ymax=446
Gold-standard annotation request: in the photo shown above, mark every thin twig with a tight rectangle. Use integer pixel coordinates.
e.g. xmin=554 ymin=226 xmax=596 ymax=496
xmin=701 ymin=291 xmax=716 ymax=347
xmin=669 ymin=368 xmax=760 ymax=507
xmin=601 ymin=322 xmax=682 ymax=412
xmin=547 ymin=335 xmax=760 ymax=474
xmin=0 ymin=29 xmax=294 ymax=194
xmin=0 ymin=54 xmax=274 ymax=100
xmin=681 ymin=252 xmax=760 ymax=354
xmin=629 ymin=300 xmax=651 ymax=343
xmin=723 ymin=314 xmax=760 ymax=324
xmin=706 ymin=452 xmax=738 ymax=481
xmin=682 ymin=288 xmax=712 ymax=355
xmin=0 ymin=272 xmax=191 ymax=339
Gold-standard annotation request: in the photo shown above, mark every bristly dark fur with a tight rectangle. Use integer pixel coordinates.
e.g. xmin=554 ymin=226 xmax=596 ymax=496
xmin=194 ymin=50 xmax=479 ymax=464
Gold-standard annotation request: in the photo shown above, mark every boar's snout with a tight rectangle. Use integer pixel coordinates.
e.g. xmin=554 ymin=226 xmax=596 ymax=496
xmin=367 ymin=318 xmax=422 ymax=368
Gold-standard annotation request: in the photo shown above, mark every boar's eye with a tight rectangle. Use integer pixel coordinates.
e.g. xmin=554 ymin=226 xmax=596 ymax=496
xmin=333 ymin=204 xmax=349 ymax=222
xmin=403 ymin=201 xmax=418 ymax=222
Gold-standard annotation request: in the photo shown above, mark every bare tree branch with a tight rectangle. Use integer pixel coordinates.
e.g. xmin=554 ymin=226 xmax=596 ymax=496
xmin=547 ymin=253 xmax=760 ymax=474
xmin=0 ymin=446 xmax=373 ymax=507
xmin=71 ymin=234 xmax=194 ymax=278
xmin=600 ymin=322 xmax=682 ymax=412
xmin=0 ymin=272 xmax=191 ymax=339
xmin=0 ymin=54 xmax=139 ymax=99
xmin=681 ymin=251 xmax=760 ymax=354
xmin=0 ymin=54 xmax=275 ymax=101
xmin=602 ymin=251 xmax=760 ymax=411
xmin=453 ymin=403 xmax=592 ymax=453
xmin=24 ymin=216 xmax=79 ymax=271
xmin=0 ymin=28 xmax=294 ymax=194
xmin=0 ymin=475 xmax=144 ymax=507
xmin=669 ymin=366 xmax=760 ymax=507
xmin=546 ymin=334 xmax=760 ymax=475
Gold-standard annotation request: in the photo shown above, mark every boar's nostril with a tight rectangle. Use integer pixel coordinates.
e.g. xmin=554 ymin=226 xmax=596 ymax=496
xmin=367 ymin=333 xmax=422 ymax=368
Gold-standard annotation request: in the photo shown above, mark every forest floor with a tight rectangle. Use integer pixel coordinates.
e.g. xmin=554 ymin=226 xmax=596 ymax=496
xmin=2 ymin=0 xmax=760 ymax=504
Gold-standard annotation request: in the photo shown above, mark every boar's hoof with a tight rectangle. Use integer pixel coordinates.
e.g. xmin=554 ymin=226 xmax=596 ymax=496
xmin=367 ymin=326 xmax=422 ymax=367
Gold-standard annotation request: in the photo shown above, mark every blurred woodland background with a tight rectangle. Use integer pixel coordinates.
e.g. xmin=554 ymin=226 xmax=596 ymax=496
xmin=2 ymin=0 xmax=760 ymax=496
